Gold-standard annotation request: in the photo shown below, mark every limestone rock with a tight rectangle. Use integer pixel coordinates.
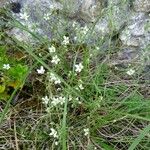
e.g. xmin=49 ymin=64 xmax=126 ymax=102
xmin=120 ymin=13 xmax=150 ymax=48
xmin=133 ymin=0 xmax=150 ymax=12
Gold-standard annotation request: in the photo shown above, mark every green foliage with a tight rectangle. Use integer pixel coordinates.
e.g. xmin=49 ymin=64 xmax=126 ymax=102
xmin=0 ymin=45 xmax=28 ymax=100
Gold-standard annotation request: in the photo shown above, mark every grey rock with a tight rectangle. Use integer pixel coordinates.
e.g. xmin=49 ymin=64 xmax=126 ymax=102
xmin=133 ymin=0 xmax=150 ymax=12
xmin=1 ymin=0 xmax=149 ymax=71
xmin=120 ymin=12 xmax=150 ymax=48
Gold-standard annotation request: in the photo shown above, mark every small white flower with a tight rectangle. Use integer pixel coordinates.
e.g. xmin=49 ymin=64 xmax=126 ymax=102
xmin=43 ymin=13 xmax=51 ymax=20
xmin=56 ymin=88 xmax=62 ymax=91
xmin=51 ymin=55 xmax=60 ymax=65
xmin=51 ymin=97 xmax=60 ymax=106
xmin=20 ymin=12 xmax=29 ymax=21
xmin=46 ymin=107 xmax=51 ymax=113
xmin=59 ymin=96 xmax=66 ymax=105
xmin=75 ymin=63 xmax=84 ymax=73
xmin=75 ymin=97 xmax=79 ymax=101
xmin=54 ymin=79 xmax=61 ymax=84
xmin=3 ymin=64 xmax=10 ymax=70
xmin=55 ymin=141 xmax=58 ymax=146
xmin=48 ymin=46 xmax=56 ymax=53
xmin=96 ymin=47 xmax=99 ymax=50
xmin=39 ymin=53 xmax=42 ymax=57
xmin=49 ymin=128 xmax=58 ymax=138
xmin=74 ymin=36 xmax=77 ymax=41
xmin=79 ymin=84 xmax=84 ymax=90
xmin=84 ymin=128 xmax=89 ymax=136
xmin=42 ymin=96 xmax=49 ymax=105
xmin=81 ymin=26 xmax=88 ymax=35
xmin=51 ymin=96 xmax=65 ymax=106
xmin=99 ymin=96 xmax=103 ymax=101
xmin=37 ymin=66 xmax=45 ymax=74
xmin=49 ymin=73 xmax=61 ymax=84
xmin=62 ymin=36 xmax=69 ymax=45
xmin=78 ymin=101 xmax=82 ymax=104
xmin=68 ymin=95 xmax=73 ymax=101
xmin=72 ymin=21 xmax=77 ymax=28
xmin=126 ymin=69 xmax=135 ymax=76
xmin=49 ymin=73 xmax=56 ymax=81
xmin=75 ymin=97 xmax=82 ymax=104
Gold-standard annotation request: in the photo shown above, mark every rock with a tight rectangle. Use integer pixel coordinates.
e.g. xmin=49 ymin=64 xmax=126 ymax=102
xmin=5 ymin=0 xmax=131 ymax=44
xmin=0 ymin=0 xmax=149 ymax=71
xmin=120 ymin=12 xmax=150 ymax=48
xmin=133 ymin=0 xmax=150 ymax=12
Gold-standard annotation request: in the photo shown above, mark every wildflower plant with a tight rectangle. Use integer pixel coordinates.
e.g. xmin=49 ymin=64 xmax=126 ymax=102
xmin=1 ymin=2 xmax=149 ymax=150
xmin=0 ymin=46 xmax=28 ymax=100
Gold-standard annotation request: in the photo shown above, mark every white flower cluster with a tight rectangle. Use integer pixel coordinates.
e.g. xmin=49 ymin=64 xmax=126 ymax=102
xmin=72 ymin=22 xmax=89 ymax=42
xmin=84 ymin=128 xmax=89 ymax=136
xmin=49 ymin=73 xmax=61 ymax=84
xmin=49 ymin=128 xmax=59 ymax=145
xmin=51 ymin=96 xmax=66 ymax=106
xmin=42 ymin=95 xmax=66 ymax=107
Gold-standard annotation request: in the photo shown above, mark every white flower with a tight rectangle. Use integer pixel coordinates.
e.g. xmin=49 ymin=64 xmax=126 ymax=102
xmin=99 ymin=96 xmax=103 ymax=101
xmin=46 ymin=107 xmax=51 ymax=113
xmin=56 ymin=88 xmax=62 ymax=91
xmin=51 ymin=97 xmax=60 ymax=106
xmin=84 ymin=128 xmax=89 ymax=136
xmin=74 ymin=36 xmax=77 ymax=41
xmin=59 ymin=96 xmax=66 ymax=105
xmin=68 ymin=95 xmax=73 ymax=101
xmin=51 ymin=55 xmax=60 ymax=65
xmin=51 ymin=96 xmax=65 ymax=106
xmin=81 ymin=26 xmax=88 ymax=35
xmin=72 ymin=21 xmax=77 ymax=27
xmin=75 ymin=63 xmax=84 ymax=73
xmin=20 ymin=12 xmax=29 ymax=21
xmin=48 ymin=46 xmax=56 ymax=53
xmin=49 ymin=128 xmax=58 ymax=138
xmin=79 ymin=84 xmax=84 ymax=90
xmin=43 ymin=13 xmax=51 ymax=20
xmin=126 ymin=69 xmax=135 ymax=76
xmin=42 ymin=96 xmax=49 ymax=105
xmin=78 ymin=101 xmax=82 ymax=104
xmin=37 ymin=66 xmax=45 ymax=74
xmin=3 ymin=64 xmax=10 ymax=70
xmin=49 ymin=73 xmax=61 ymax=84
xmin=54 ymin=79 xmax=61 ymax=84
xmin=55 ymin=141 xmax=58 ymax=146
xmin=75 ymin=97 xmax=82 ymax=104
xmin=62 ymin=36 xmax=69 ymax=45
xmin=39 ymin=53 xmax=42 ymax=57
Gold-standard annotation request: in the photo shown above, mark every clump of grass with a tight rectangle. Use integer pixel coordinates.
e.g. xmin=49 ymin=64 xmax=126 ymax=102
xmin=0 ymin=4 xmax=150 ymax=150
